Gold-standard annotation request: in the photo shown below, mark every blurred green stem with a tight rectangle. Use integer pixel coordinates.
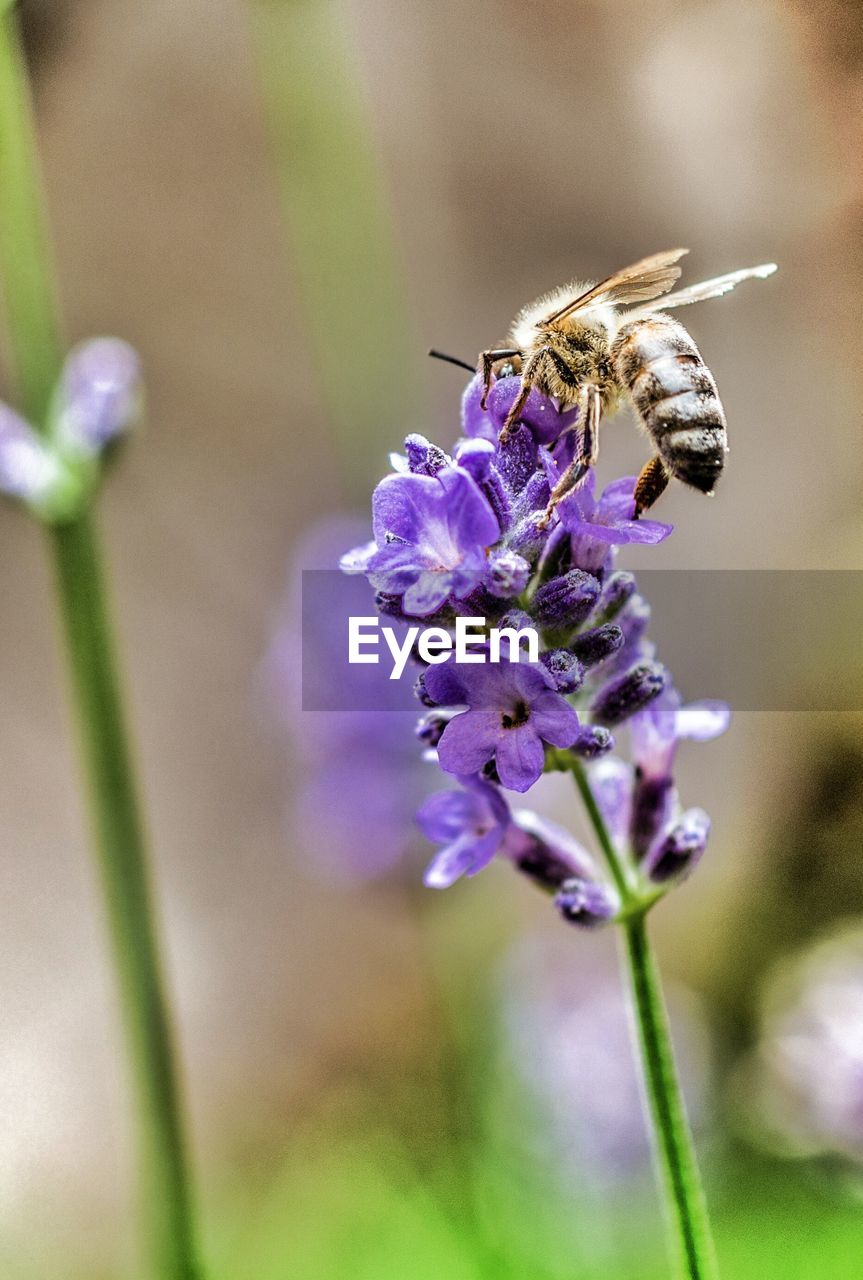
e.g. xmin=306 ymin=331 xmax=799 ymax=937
xmin=572 ymin=763 xmax=718 ymax=1280
xmin=250 ymin=0 xmax=423 ymax=498
xmin=0 ymin=12 xmax=201 ymax=1279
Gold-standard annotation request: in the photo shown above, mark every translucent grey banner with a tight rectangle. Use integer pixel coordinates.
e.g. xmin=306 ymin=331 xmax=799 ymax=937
xmin=301 ymin=569 xmax=863 ymax=713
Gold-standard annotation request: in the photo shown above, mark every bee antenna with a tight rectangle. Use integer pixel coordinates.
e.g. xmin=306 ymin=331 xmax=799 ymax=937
xmin=428 ymin=348 xmax=476 ymax=374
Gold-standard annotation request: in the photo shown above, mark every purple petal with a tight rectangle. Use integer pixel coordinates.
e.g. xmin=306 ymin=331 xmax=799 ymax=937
xmin=529 ymin=691 xmax=581 ymax=748
xmin=339 ymin=540 xmax=376 ymax=574
xmin=424 ymin=827 xmax=502 ymax=888
xmin=437 ymin=709 xmax=501 ymax=776
xmin=422 ymin=662 xmax=470 ymax=708
xmin=461 ymin=373 xmax=496 ymax=441
xmin=604 ymin=517 xmax=674 ymax=545
xmin=0 ymin=403 xmax=59 ymax=500
xmin=416 ymin=789 xmax=482 ymax=843
xmin=589 ymin=757 xmax=634 ymax=846
xmin=55 ymin=338 xmax=141 ymax=454
xmin=596 ymin=476 xmax=640 ymax=520
xmin=371 ymin=472 xmax=435 ymax=545
xmin=454 ymin=437 xmax=496 ymax=480
xmin=402 ymin=571 xmax=452 ymax=617
xmin=675 ymin=700 xmax=731 ymax=741
xmin=495 ymin=728 xmax=545 ymax=792
xmin=438 ymin=466 xmax=499 ymax=548
xmin=486 ymin=376 xmax=579 ymax=446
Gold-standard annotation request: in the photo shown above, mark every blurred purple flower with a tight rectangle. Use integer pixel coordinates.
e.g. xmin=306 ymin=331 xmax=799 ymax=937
xmin=269 ymin=516 xmax=430 ymax=883
xmin=739 ymin=928 xmax=863 ymax=1168
xmin=0 ymin=403 xmax=60 ymax=503
xmin=417 ymin=776 xmax=511 ymax=887
xmin=419 ymin=782 xmax=615 ymax=920
xmin=499 ymin=932 xmax=711 ymax=1193
xmin=53 ymin=338 xmax=141 ymax=456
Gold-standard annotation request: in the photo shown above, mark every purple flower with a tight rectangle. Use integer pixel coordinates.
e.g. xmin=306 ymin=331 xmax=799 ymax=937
xmin=345 ymin=464 xmax=499 ymax=617
xmin=53 ymin=339 xmax=141 ymax=457
xmin=499 ymin=933 xmax=711 ymax=1193
xmin=554 ymin=472 xmax=673 ymax=572
xmin=587 ymin=736 xmax=718 ymax=884
xmin=417 ymin=776 xmax=511 ymax=887
xmin=630 ymin=687 xmax=730 ymax=781
xmin=270 ymin=516 xmax=431 ymax=883
xmin=424 ymin=660 xmax=580 ymax=792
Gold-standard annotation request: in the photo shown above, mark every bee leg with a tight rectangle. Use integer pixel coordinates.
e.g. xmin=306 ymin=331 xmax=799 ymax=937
xmin=633 ymin=456 xmax=669 ymax=519
xmin=479 ymin=348 xmax=521 ymax=410
xmin=499 ymin=347 xmax=553 ymax=440
xmin=538 ymin=385 xmax=601 ymax=528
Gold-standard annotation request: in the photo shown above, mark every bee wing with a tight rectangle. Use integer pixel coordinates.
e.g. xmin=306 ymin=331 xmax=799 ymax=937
xmin=626 ymin=263 xmax=778 ymax=318
xmin=543 ymin=248 xmax=689 ymax=324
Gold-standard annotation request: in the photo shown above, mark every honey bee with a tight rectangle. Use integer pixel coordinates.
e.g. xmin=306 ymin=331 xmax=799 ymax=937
xmin=477 ymin=249 xmax=777 ymax=520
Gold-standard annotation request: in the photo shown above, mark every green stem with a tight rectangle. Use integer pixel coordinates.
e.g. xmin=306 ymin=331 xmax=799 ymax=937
xmin=622 ymin=914 xmax=718 ymax=1279
xmin=565 ymin=755 xmax=633 ymax=902
xmin=572 ymin=766 xmax=718 ymax=1279
xmin=0 ymin=12 xmax=201 ymax=1278
xmin=0 ymin=4 xmax=63 ymax=425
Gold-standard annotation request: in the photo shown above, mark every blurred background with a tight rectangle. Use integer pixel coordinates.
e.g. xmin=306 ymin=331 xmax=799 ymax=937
xmin=1 ymin=0 xmax=862 ymax=1276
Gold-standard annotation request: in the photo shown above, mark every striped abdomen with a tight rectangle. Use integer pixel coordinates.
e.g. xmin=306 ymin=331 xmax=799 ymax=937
xmin=611 ymin=315 xmax=727 ymax=494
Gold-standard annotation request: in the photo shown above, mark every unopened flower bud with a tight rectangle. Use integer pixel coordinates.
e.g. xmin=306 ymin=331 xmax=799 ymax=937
xmin=540 ymin=648 xmax=584 ymax=694
xmin=496 ymin=421 xmax=537 ymax=493
xmin=594 ymin=571 xmax=637 ymax=624
xmin=533 ymin=569 xmax=601 ymax=631
xmin=415 ymin=709 xmax=456 ymax=747
xmin=510 ymin=470 xmax=552 ymax=523
xmin=571 ymin=623 xmax=624 ymax=667
xmin=414 ymin=670 xmax=437 ymax=707
xmin=644 ymin=809 xmax=710 ymax=882
xmin=631 ymin=774 xmax=676 ymax=860
xmin=404 ymin=433 xmax=449 ymax=475
xmin=570 ymin=724 xmax=615 ymax=758
xmin=591 ymin=661 xmax=666 ymax=726
xmin=487 ymin=549 xmax=531 ymax=598
xmin=497 ymin=608 xmax=534 ymax=633
xmin=508 ymin=512 xmax=546 ymax=562
xmin=454 ymin=437 xmax=495 ymax=481
xmin=555 ymin=878 xmax=617 ymax=928
xmin=53 ymin=338 xmax=141 ymax=457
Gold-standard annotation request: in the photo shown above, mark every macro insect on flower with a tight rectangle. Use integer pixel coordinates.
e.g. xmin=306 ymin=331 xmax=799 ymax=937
xmin=341 ymin=348 xmax=729 ymax=925
xmin=339 ymin=249 xmax=774 ymax=1279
